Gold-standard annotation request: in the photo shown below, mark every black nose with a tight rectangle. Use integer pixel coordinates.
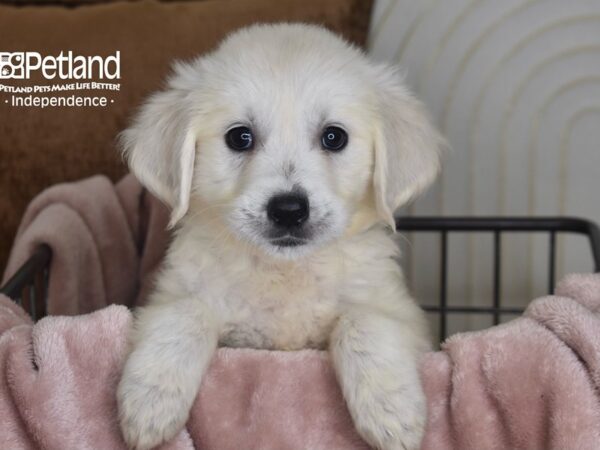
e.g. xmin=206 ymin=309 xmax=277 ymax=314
xmin=267 ymin=193 xmax=309 ymax=228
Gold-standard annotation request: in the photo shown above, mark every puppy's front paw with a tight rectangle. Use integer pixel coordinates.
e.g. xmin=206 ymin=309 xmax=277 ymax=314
xmin=117 ymin=373 xmax=191 ymax=450
xmin=352 ymin=384 xmax=426 ymax=450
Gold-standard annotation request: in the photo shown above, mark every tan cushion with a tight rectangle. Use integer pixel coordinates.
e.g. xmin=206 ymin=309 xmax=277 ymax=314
xmin=0 ymin=0 xmax=373 ymax=270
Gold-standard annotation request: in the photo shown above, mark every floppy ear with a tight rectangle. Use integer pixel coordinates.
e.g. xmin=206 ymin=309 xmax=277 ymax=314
xmin=372 ymin=66 xmax=444 ymax=229
xmin=120 ymin=82 xmax=196 ymax=228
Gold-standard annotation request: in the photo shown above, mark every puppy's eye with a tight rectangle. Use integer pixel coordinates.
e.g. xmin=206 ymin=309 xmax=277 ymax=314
xmin=321 ymin=126 xmax=348 ymax=152
xmin=225 ymin=126 xmax=254 ymax=152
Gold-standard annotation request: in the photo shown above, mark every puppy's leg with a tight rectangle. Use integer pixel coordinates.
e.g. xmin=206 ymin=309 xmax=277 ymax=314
xmin=117 ymin=296 xmax=218 ymax=450
xmin=330 ymin=304 xmax=430 ymax=450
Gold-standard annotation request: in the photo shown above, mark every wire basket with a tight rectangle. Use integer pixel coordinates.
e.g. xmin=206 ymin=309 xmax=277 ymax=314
xmin=2 ymin=216 xmax=599 ymax=342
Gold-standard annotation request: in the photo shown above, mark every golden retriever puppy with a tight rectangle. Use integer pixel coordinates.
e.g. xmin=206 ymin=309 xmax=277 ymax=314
xmin=117 ymin=23 xmax=442 ymax=450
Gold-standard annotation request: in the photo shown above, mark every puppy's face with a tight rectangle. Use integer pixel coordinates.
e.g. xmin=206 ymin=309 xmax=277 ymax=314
xmin=122 ymin=24 xmax=442 ymax=260
xmin=193 ymin=56 xmax=377 ymax=258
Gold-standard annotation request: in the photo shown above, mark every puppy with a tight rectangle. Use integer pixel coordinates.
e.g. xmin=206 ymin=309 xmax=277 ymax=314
xmin=117 ymin=23 xmax=442 ymax=450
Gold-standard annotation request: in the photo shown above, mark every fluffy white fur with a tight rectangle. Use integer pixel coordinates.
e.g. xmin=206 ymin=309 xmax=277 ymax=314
xmin=117 ymin=23 xmax=443 ymax=450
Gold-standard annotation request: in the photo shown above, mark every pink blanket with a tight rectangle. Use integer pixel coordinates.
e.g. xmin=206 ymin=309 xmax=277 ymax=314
xmin=2 ymin=175 xmax=600 ymax=449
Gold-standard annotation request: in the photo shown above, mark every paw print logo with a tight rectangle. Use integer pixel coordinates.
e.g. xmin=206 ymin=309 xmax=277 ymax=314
xmin=0 ymin=53 xmax=25 ymax=79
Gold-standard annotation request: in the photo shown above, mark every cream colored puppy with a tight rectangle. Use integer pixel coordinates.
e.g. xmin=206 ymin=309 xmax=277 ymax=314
xmin=117 ymin=23 xmax=442 ymax=450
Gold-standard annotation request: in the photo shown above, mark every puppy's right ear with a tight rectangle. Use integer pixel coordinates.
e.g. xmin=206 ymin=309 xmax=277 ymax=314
xmin=120 ymin=82 xmax=196 ymax=227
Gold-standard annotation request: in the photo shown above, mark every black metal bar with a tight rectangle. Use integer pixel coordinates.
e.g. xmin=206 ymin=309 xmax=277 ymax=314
xmin=43 ymin=264 xmax=49 ymax=311
xmin=548 ymin=231 xmax=556 ymax=294
xmin=422 ymin=305 xmax=524 ymax=314
xmin=588 ymin=225 xmax=600 ymax=273
xmin=29 ymin=283 xmax=36 ymax=320
xmin=396 ymin=216 xmax=600 ymax=241
xmin=439 ymin=231 xmax=448 ymax=342
xmin=0 ymin=245 xmax=52 ymax=300
xmin=493 ymin=231 xmax=501 ymax=325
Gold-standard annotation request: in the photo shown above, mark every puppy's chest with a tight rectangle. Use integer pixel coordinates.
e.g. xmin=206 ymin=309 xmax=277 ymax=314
xmin=218 ymin=265 xmax=341 ymax=350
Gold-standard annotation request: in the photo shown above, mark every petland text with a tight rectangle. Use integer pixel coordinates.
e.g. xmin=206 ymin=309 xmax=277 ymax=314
xmin=0 ymin=51 xmax=120 ymax=80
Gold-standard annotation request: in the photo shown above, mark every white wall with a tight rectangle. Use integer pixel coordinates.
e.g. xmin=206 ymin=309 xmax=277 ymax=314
xmin=368 ymin=0 xmax=600 ymax=335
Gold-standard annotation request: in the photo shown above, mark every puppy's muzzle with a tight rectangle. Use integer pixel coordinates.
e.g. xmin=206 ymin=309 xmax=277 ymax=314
xmin=267 ymin=192 xmax=309 ymax=229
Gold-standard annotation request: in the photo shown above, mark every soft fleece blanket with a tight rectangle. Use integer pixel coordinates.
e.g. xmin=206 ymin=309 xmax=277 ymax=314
xmin=2 ymin=175 xmax=600 ymax=450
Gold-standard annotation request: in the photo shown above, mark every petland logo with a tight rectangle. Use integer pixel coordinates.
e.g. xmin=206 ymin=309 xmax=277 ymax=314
xmin=0 ymin=51 xmax=121 ymax=108
xmin=0 ymin=51 xmax=120 ymax=80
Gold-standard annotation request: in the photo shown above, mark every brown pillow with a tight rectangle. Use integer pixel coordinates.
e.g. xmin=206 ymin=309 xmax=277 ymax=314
xmin=0 ymin=0 xmax=373 ymax=270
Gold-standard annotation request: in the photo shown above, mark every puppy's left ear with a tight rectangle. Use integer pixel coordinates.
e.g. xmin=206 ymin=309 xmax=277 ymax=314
xmin=372 ymin=66 xmax=444 ymax=229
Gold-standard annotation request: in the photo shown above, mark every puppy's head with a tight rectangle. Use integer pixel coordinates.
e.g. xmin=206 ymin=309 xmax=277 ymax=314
xmin=121 ymin=23 xmax=442 ymax=259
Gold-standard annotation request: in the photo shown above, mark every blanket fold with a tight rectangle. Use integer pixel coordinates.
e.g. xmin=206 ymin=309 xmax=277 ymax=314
xmin=1 ymin=175 xmax=600 ymax=450
xmin=2 ymin=175 xmax=170 ymax=314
